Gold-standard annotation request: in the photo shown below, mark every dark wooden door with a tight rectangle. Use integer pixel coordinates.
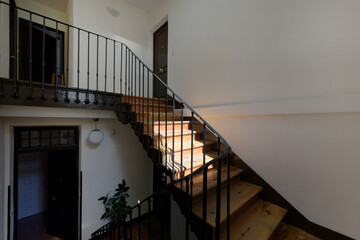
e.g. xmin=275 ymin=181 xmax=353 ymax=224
xmin=47 ymin=149 xmax=78 ymax=240
xmin=153 ymin=22 xmax=168 ymax=98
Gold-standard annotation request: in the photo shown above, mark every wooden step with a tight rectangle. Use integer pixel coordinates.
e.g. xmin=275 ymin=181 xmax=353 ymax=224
xmin=175 ymin=165 xmax=243 ymax=198
xmin=220 ymin=200 xmax=287 ymax=240
xmin=271 ymin=222 xmax=320 ymax=240
xmin=156 ymin=140 xmax=216 ymax=163
xmin=131 ymin=102 xmax=173 ymax=112
xmin=144 ymin=120 xmax=202 ymax=132
xmin=122 ymin=95 xmax=167 ymax=105
xmin=136 ymin=112 xmax=181 ymax=122
xmin=154 ymin=129 xmax=201 ymax=143
xmin=192 ymin=178 xmax=262 ymax=232
xmin=163 ymin=152 xmax=218 ymax=179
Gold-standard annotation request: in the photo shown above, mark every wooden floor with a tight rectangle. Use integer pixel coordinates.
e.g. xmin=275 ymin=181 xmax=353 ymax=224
xmin=17 ymin=212 xmax=62 ymax=240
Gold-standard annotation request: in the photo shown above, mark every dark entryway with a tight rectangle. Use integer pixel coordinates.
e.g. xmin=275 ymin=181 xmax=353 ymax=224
xmin=14 ymin=127 xmax=79 ymax=240
xmin=18 ymin=18 xmax=65 ymax=84
xmin=153 ymin=22 xmax=168 ymax=98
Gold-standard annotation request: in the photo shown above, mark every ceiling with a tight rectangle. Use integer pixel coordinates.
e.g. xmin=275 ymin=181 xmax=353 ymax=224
xmin=33 ymin=0 xmax=68 ymax=12
xmin=125 ymin=0 xmax=162 ymax=12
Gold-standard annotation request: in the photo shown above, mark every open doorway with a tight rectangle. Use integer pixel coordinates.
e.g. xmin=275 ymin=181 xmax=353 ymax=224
xmin=18 ymin=18 xmax=65 ymax=84
xmin=13 ymin=127 xmax=79 ymax=240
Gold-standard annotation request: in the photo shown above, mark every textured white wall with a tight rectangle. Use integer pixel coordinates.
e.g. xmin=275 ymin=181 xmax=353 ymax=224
xmin=0 ymin=109 xmax=153 ymax=240
xmin=67 ymin=0 xmax=153 ymax=94
xmin=149 ymin=0 xmax=360 ymax=238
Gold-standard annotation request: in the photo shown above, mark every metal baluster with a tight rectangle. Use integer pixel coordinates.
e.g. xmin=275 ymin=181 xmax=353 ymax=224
xmin=120 ymin=43 xmax=123 ymax=95
xmin=147 ymin=69 xmax=150 ymax=146
xmin=64 ymin=25 xmax=70 ymax=103
xmin=112 ymin=40 xmax=116 ymax=105
xmin=172 ymin=93 xmax=175 ymax=180
xmin=160 ymin=192 xmax=164 ymax=240
xmin=138 ymin=59 xmax=140 ymax=118
xmin=40 ymin=18 xmax=46 ymax=100
xmin=12 ymin=6 xmax=19 ymax=98
xmin=227 ymin=151 xmax=231 ymax=240
xmin=158 ymin=77 xmax=160 ymax=166
xmin=125 ymin=47 xmax=128 ymax=102
xmin=215 ymin=137 xmax=221 ymax=240
xmin=53 ymin=21 xmax=59 ymax=101
xmin=180 ymin=106 xmax=183 ymax=184
xmin=203 ymin=167 xmax=208 ymax=239
xmin=165 ymin=88 xmax=168 ymax=184
xmin=111 ymin=221 xmax=114 ymax=240
xmin=130 ymin=53 xmax=133 ymax=106
xmin=186 ymin=177 xmax=190 ymax=240
xmin=117 ymin=217 xmax=121 ymax=240
xmin=94 ymin=35 xmax=99 ymax=105
xmin=203 ymin=123 xmax=207 ymax=165
xmin=129 ymin=210 xmax=133 ymax=240
xmin=122 ymin=220 xmax=126 ymax=240
xmin=152 ymin=77 xmax=155 ymax=160
xmin=131 ymin=58 xmax=136 ymax=119
xmin=75 ymin=28 xmax=80 ymax=103
xmin=103 ymin=38 xmax=108 ymax=105
xmin=142 ymin=64 xmax=145 ymax=128
xmin=191 ymin=112 xmax=194 ymax=205
xmin=148 ymin=199 xmax=152 ymax=240
xmin=138 ymin=205 xmax=141 ymax=240
xmin=85 ymin=32 xmax=90 ymax=104
xmin=27 ymin=13 xmax=34 ymax=100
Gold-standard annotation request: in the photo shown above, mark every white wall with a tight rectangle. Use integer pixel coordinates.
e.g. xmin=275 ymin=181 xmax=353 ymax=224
xmin=16 ymin=0 xmax=68 ymax=23
xmin=149 ymin=0 xmax=360 ymax=239
xmin=0 ymin=107 xmax=153 ymax=240
xmin=67 ymin=0 xmax=154 ymax=95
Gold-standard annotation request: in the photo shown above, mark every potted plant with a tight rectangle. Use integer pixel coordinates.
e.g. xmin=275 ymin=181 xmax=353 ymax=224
xmin=98 ymin=179 xmax=132 ymax=222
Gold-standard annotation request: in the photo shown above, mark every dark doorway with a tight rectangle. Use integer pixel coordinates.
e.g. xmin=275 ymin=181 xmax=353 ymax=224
xmin=18 ymin=18 xmax=65 ymax=84
xmin=153 ymin=22 xmax=168 ymax=98
xmin=14 ymin=127 xmax=79 ymax=240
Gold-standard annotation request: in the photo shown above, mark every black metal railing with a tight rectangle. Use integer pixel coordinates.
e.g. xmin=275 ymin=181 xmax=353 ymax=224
xmin=0 ymin=2 xmax=232 ymax=239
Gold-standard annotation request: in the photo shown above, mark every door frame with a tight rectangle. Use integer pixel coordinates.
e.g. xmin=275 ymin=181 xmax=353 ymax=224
xmin=153 ymin=21 xmax=168 ymax=98
xmin=13 ymin=126 xmax=80 ymax=240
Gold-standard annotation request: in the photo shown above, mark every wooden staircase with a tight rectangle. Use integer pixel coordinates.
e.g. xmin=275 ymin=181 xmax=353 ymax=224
xmin=116 ymin=95 xmax=321 ymax=240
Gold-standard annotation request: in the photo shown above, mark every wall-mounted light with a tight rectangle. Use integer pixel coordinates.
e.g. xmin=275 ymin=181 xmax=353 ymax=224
xmin=88 ymin=118 xmax=104 ymax=145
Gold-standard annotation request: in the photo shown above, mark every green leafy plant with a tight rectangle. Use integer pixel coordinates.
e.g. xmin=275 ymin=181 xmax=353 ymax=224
xmin=98 ymin=179 xmax=131 ymax=222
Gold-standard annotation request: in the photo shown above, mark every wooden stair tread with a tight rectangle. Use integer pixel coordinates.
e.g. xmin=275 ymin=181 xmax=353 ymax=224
xmin=122 ymin=95 xmax=167 ymax=102
xmin=154 ymin=140 xmax=214 ymax=154
xmin=184 ymin=165 xmax=243 ymax=198
xmin=165 ymin=152 xmax=219 ymax=177
xmin=192 ymin=178 xmax=262 ymax=228
xmin=155 ymin=129 xmax=200 ymax=137
xmin=220 ymin=200 xmax=287 ymax=240
xmin=145 ymin=120 xmax=192 ymax=125
xmin=271 ymin=223 xmax=321 ymax=240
